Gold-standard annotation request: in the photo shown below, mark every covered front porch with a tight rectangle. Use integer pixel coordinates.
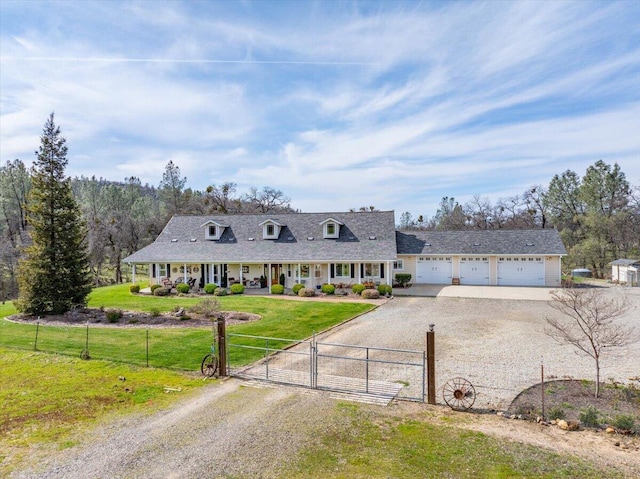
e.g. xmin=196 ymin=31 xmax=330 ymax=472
xmin=130 ymin=260 xmax=394 ymax=293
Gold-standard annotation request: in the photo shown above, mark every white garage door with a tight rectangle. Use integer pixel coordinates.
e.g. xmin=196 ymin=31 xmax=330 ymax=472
xmin=459 ymin=257 xmax=490 ymax=285
xmin=416 ymin=256 xmax=452 ymax=284
xmin=497 ymin=257 xmax=545 ymax=286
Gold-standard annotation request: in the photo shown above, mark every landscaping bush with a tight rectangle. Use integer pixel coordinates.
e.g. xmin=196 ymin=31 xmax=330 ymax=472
xmin=579 ymin=406 xmax=600 ymax=427
xmin=378 ymin=284 xmax=392 ymax=296
xmin=271 ymin=284 xmax=284 ymax=294
xmin=298 ymin=287 xmax=315 ymax=297
xmin=394 ymin=273 xmax=412 ymax=288
xmin=321 ymin=284 xmax=335 ymax=295
xmin=230 ymin=283 xmax=245 ymax=295
xmin=150 ymin=308 xmax=161 ymax=318
xmin=292 ymin=283 xmax=305 ymax=295
xmin=153 ymin=287 xmax=170 ymax=296
xmin=105 ymin=309 xmax=123 ymax=323
xmin=612 ymin=414 xmax=635 ymax=432
xmin=204 ymin=283 xmax=217 ymax=294
xmin=352 ymin=283 xmax=366 ymax=295
xmin=188 ymin=298 xmax=221 ymax=318
xmin=213 ymin=288 xmax=228 ymax=296
xmin=150 ymin=284 xmax=162 ymax=293
xmin=361 ymin=289 xmax=380 ymax=299
xmin=129 ymin=284 xmax=140 ymax=294
xmin=548 ymin=406 xmax=566 ymax=421
xmin=176 ymin=283 xmax=190 ymax=294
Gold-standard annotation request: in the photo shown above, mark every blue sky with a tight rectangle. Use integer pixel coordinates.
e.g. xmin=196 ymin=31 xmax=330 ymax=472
xmin=1 ymin=0 xmax=639 ymax=220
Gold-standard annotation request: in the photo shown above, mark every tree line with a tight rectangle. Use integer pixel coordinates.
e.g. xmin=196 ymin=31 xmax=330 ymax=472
xmin=398 ymin=162 xmax=640 ymax=278
xmin=2 ymin=114 xmax=639 ymax=303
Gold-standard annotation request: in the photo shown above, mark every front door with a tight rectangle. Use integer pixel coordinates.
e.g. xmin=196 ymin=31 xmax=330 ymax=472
xmin=271 ymin=264 xmax=281 ymax=285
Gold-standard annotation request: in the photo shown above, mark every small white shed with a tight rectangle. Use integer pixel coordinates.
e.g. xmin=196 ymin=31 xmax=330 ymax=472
xmin=610 ymin=259 xmax=640 ymax=286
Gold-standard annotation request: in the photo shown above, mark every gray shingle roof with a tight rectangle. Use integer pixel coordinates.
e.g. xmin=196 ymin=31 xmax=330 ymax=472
xmin=396 ymin=229 xmax=566 ymax=256
xmin=610 ymin=259 xmax=640 ymax=266
xmin=123 ymin=211 xmax=398 ymax=264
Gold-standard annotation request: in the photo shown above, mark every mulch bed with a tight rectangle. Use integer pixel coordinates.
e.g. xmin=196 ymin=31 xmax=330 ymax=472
xmin=508 ymin=379 xmax=640 ymax=430
xmin=7 ymin=307 xmax=261 ymax=328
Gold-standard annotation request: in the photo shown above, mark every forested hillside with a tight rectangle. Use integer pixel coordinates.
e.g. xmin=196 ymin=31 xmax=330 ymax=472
xmin=1 ymin=157 xmax=638 ymax=300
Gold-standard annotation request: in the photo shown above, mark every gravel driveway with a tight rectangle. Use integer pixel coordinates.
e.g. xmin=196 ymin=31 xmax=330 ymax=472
xmin=9 ymin=286 xmax=639 ymax=478
xmin=315 ymin=285 xmax=640 ymax=410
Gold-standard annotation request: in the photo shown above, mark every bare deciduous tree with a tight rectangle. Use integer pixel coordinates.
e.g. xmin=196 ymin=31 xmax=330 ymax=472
xmin=545 ymin=287 xmax=638 ymax=398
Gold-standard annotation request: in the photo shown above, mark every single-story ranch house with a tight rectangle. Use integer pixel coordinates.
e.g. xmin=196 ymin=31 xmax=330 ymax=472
xmin=122 ymin=211 xmax=566 ymax=291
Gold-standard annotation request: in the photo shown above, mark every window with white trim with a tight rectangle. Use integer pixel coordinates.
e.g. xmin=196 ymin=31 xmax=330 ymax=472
xmin=335 ymin=263 xmax=350 ymax=277
xmin=364 ymin=263 xmax=380 ymax=277
xmin=323 ymin=221 xmax=339 ymax=238
xmin=393 ymin=259 xmax=404 ymax=270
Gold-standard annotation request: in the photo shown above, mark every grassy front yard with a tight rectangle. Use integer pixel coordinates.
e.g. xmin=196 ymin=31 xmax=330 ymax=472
xmin=0 ymin=284 xmax=375 ymax=368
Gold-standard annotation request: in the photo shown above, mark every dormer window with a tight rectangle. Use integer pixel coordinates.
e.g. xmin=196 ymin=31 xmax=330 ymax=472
xmin=260 ymin=219 xmax=284 ymax=240
xmin=201 ymin=220 xmax=228 ymax=241
xmin=320 ymin=218 xmax=343 ymax=239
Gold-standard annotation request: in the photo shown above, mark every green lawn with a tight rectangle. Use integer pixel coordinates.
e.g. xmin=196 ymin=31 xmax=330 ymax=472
xmin=283 ymin=403 xmax=619 ymax=479
xmin=0 ymin=284 xmax=375 ymax=369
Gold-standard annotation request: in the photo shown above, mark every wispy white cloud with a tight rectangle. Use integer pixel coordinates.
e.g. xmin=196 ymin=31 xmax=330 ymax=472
xmin=1 ymin=0 xmax=639 ymax=220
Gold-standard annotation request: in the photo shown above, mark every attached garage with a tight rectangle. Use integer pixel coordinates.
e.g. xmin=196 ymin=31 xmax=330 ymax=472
xmin=497 ymin=257 xmax=545 ymax=286
xmin=416 ymin=256 xmax=452 ymax=284
xmin=395 ymin=229 xmax=566 ymax=288
xmin=459 ymin=257 xmax=490 ymax=285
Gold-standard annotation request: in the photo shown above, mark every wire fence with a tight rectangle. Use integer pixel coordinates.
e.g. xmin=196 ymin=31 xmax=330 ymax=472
xmin=0 ymin=320 xmax=212 ymax=371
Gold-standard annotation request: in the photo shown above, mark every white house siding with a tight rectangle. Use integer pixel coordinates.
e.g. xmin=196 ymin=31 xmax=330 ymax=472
xmin=544 ymin=256 xmax=562 ymax=287
xmin=395 ymin=255 xmax=417 ymax=286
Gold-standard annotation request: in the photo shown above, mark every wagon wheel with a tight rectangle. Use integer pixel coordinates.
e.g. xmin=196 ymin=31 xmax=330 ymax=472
xmin=200 ymin=353 xmax=218 ymax=377
xmin=80 ymin=348 xmax=91 ymax=360
xmin=442 ymin=377 xmax=476 ymax=410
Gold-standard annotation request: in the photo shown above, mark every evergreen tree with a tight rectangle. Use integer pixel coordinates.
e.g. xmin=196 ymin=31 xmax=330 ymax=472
xmin=16 ymin=113 xmax=92 ymax=314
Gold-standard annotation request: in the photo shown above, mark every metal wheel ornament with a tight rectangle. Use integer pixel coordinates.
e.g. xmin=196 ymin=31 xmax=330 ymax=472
xmin=442 ymin=377 xmax=476 ymax=410
xmin=80 ymin=349 xmax=90 ymax=360
xmin=200 ymin=353 xmax=218 ymax=377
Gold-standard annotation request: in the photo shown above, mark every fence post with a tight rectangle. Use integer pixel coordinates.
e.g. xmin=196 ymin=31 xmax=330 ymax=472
xmin=146 ymin=329 xmax=149 ymax=367
xmin=217 ymin=316 xmax=227 ymax=377
xmin=426 ymin=324 xmax=436 ymax=404
xmin=34 ymin=320 xmax=40 ymax=351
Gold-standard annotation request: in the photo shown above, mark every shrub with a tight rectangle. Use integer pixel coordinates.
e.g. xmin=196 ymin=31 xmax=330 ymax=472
xmin=298 ymin=287 xmax=315 ymax=297
xmin=129 ymin=284 xmax=140 ymax=294
xmin=271 ymin=284 xmax=284 ymax=294
xmin=548 ymin=406 xmax=566 ymax=420
xmin=279 ymin=273 xmax=285 ymax=285
xmin=204 ymin=283 xmax=217 ymax=294
xmin=395 ymin=273 xmax=412 ymax=288
xmin=105 ymin=309 xmax=123 ymax=323
xmin=352 ymin=283 xmax=366 ymax=295
xmin=176 ymin=283 xmax=190 ymax=294
xmin=150 ymin=308 xmax=161 ymax=318
xmin=378 ymin=284 xmax=392 ymax=296
xmin=230 ymin=283 xmax=245 ymax=295
xmin=321 ymin=284 xmax=335 ymax=295
xmin=150 ymin=284 xmax=162 ymax=293
xmin=153 ymin=287 xmax=170 ymax=296
xmin=213 ymin=288 xmax=228 ymax=296
xmin=292 ymin=283 xmax=305 ymax=295
xmin=612 ymin=414 xmax=635 ymax=431
xmin=188 ymin=298 xmax=221 ymax=318
xmin=361 ymin=289 xmax=380 ymax=299
xmin=579 ymin=406 xmax=600 ymax=427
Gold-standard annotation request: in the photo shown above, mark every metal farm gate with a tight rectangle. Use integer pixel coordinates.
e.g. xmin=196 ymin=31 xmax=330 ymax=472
xmin=227 ymin=333 xmax=427 ymax=402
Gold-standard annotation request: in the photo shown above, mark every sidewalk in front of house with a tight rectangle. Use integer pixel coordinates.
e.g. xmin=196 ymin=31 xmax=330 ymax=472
xmin=393 ymin=284 xmax=556 ymax=301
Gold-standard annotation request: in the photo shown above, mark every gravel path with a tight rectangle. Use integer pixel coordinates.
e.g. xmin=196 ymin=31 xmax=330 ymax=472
xmin=10 ymin=379 xmax=346 ymax=479
xmin=314 ymin=286 xmax=640 ymax=410
xmin=9 ymin=286 xmax=639 ymax=478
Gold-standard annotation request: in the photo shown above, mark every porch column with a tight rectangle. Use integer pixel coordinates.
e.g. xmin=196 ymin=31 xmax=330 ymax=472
xmin=297 ymin=263 xmax=301 ymax=285
xmin=268 ymin=263 xmax=272 ymax=293
xmin=386 ymin=261 xmax=392 ymax=285
xmin=183 ymin=263 xmax=187 ymax=283
xmin=239 ymin=263 xmax=244 ymax=283
xmin=131 ymin=264 xmax=136 ymax=284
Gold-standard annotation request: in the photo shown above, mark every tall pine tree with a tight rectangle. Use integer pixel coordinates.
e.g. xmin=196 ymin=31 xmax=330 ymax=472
xmin=16 ymin=113 xmax=92 ymax=314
